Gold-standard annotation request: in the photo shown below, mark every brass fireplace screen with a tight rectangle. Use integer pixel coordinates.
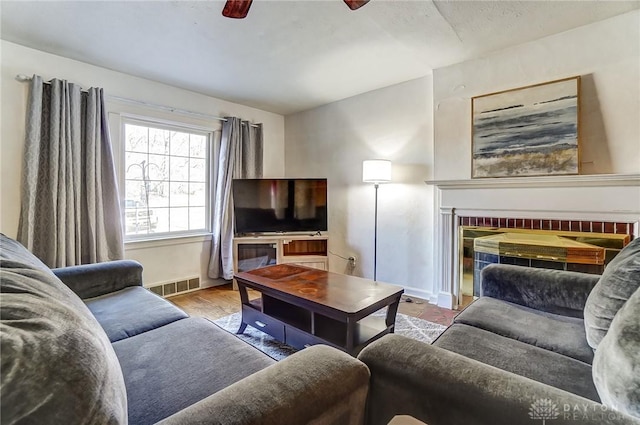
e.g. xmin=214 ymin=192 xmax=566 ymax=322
xmin=459 ymin=226 xmax=631 ymax=301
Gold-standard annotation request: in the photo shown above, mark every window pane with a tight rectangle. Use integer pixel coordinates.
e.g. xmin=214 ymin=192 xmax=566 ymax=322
xmin=189 ymin=207 xmax=206 ymax=230
xmin=147 ymin=154 xmax=169 ymax=181
xmin=148 ymin=182 xmax=170 ymax=208
xmin=171 ymin=132 xmax=190 ymax=157
xmin=170 ymin=156 xmax=189 ymax=181
xmin=148 ymin=128 xmax=169 ymax=155
xmin=125 ymin=180 xmax=147 ymax=205
xmin=170 ymin=207 xmax=189 ymax=232
xmin=125 ymin=153 xmax=147 ymax=180
xmin=189 ymin=158 xmax=206 ymax=182
xmin=153 ymin=208 xmax=170 ymax=233
xmin=190 ymin=182 xmax=206 ymax=207
xmin=190 ymin=134 xmax=207 ymax=158
xmin=170 ymin=182 xmax=189 ymax=207
xmin=148 ymin=135 xmax=168 ymax=155
xmin=124 ymin=202 xmax=156 ymax=235
xmin=125 ymin=124 xmax=148 ymax=153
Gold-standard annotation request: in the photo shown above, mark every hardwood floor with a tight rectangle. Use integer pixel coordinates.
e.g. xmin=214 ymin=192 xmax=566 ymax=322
xmin=399 ymin=294 xmax=459 ymax=326
xmin=169 ymin=284 xmax=259 ymax=321
xmin=169 ymin=283 xmax=459 ymax=327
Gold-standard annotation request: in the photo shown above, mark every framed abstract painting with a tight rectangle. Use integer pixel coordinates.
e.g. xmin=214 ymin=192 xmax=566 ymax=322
xmin=471 ymin=76 xmax=580 ymax=178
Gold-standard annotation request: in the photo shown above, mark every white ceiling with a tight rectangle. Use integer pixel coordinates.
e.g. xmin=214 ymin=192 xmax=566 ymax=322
xmin=1 ymin=0 xmax=638 ymax=115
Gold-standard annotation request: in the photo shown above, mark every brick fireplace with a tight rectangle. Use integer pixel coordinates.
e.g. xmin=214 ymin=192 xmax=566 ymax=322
xmin=459 ymin=216 xmax=635 ymax=234
xmin=458 ymin=217 xmax=633 ymax=306
xmin=428 ymin=174 xmax=640 ymax=309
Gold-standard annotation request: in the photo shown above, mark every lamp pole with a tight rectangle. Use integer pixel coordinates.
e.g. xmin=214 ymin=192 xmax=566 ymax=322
xmin=363 ymin=159 xmax=391 ymax=282
xmin=373 ymin=183 xmax=379 ymax=281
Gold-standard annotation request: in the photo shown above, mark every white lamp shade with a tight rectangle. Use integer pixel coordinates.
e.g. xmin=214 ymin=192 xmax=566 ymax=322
xmin=363 ymin=160 xmax=392 ymax=183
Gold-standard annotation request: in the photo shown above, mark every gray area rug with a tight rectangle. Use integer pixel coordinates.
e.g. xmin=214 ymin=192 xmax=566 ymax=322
xmin=213 ymin=310 xmax=447 ymax=361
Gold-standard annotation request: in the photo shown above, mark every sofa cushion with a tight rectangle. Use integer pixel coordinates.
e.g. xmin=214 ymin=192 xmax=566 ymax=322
xmin=584 ymin=237 xmax=640 ymax=349
xmin=0 ymin=234 xmax=127 ymax=424
xmin=113 ymin=316 xmax=275 ymax=425
xmin=455 ymin=297 xmax=593 ymax=364
xmin=593 ymin=288 xmax=640 ymax=418
xmin=85 ymin=286 xmax=188 ymax=342
xmin=434 ymin=323 xmax=599 ymax=401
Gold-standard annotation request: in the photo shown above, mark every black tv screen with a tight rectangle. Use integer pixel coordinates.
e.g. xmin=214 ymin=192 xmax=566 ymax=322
xmin=232 ymin=178 xmax=328 ymax=234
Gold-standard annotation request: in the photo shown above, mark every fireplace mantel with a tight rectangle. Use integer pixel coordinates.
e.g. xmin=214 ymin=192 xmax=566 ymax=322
xmin=427 ymin=173 xmax=640 ymax=309
xmin=426 ymin=173 xmax=640 ymax=190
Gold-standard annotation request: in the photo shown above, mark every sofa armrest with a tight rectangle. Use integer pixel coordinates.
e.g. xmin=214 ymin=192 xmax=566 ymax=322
xmin=52 ymin=260 xmax=143 ymax=299
xmin=358 ymin=335 xmax=640 ymax=425
xmin=157 ymin=345 xmax=370 ymax=425
xmin=481 ymin=264 xmax=600 ymax=317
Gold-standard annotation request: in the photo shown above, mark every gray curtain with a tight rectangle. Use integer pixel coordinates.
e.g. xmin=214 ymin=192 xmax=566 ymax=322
xmin=208 ymin=117 xmax=263 ymax=279
xmin=17 ymin=75 xmax=124 ymax=268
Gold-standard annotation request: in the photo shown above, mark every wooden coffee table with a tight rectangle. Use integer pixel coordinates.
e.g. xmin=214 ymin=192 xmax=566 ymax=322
xmin=235 ymin=264 xmax=404 ymax=356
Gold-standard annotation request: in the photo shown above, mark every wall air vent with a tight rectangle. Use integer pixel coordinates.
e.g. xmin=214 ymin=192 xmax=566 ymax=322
xmin=147 ymin=276 xmax=200 ymax=298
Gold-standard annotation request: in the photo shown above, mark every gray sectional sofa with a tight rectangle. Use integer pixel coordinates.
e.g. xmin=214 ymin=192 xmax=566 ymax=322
xmin=5 ymin=227 xmax=639 ymax=425
xmin=359 ymin=237 xmax=640 ymax=425
xmin=0 ymin=234 xmax=370 ymax=425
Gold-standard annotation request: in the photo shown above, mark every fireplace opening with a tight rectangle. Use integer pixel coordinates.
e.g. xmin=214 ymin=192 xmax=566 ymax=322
xmin=458 ymin=218 xmax=634 ymax=309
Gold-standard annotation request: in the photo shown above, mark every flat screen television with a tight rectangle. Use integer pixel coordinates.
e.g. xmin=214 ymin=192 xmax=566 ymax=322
xmin=232 ymin=178 xmax=328 ymax=234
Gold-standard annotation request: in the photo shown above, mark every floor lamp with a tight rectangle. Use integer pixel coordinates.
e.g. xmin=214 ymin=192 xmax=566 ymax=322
xmin=362 ymin=159 xmax=392 ymax=281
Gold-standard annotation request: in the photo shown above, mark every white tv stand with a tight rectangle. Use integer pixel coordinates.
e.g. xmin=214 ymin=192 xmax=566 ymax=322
xmin=232 ymin=233 xmax=329 ymax=289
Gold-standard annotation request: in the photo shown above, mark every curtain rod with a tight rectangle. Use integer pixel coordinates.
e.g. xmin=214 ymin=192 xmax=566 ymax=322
xmin=15 ymin=74 xmax=261 ymax=127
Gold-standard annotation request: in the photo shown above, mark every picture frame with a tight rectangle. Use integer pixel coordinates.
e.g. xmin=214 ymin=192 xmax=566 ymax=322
xmin=471 ymin=76 xmax=580 ymax=178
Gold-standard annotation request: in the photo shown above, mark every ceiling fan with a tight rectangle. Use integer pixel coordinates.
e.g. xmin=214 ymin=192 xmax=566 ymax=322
xmin=222 ymin=0 xmax=370 ymax=19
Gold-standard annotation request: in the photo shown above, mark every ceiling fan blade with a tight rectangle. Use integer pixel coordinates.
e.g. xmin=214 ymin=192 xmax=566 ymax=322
xmin=222 ymin=0 xmax=253 ymax=19
xmin=343 ymin=0 xmax=370 ymax=10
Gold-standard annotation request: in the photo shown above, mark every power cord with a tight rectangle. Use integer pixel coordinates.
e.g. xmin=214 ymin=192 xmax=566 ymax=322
xmin=329 ymin=250 xmax=351 ymax=261
xmin=329 ymin=250 xmax=357 ymax=272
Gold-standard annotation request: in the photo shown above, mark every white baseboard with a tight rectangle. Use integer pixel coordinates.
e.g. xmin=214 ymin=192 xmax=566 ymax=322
xmin=437 ymin=292 xmax=455 ymax=309
xmin=402 ymin=286 xmax=434 ymax=303
xmin=200 ymin=277 xmax=231 ymax=289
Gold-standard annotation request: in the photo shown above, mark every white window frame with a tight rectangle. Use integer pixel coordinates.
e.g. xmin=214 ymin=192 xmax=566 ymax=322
xmin=117 ymin=114 xmax=216 ymax=241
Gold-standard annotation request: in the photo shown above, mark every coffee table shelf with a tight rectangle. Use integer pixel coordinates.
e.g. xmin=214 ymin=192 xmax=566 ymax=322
xmin=235 ymin=264 xmax=404 ymax=356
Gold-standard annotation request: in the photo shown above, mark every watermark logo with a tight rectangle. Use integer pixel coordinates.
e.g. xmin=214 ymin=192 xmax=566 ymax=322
xmin=529 ymin=398 xmax=560 ymax=424
xmin=528 ymin=398 xmax=627 ymax=422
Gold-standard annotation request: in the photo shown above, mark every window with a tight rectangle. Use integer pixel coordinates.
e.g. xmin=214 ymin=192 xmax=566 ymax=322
xmin=122 ymin=118 xmax=212 ymax=238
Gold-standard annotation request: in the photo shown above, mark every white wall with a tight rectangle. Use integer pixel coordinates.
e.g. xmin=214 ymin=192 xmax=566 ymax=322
xmin=433 ymin=10 xmax=640 ymax=180
xmin=285 ymin=77 xmax=435 ymax=300
xmin=0 ymin=40 xmax=285 ymax=287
